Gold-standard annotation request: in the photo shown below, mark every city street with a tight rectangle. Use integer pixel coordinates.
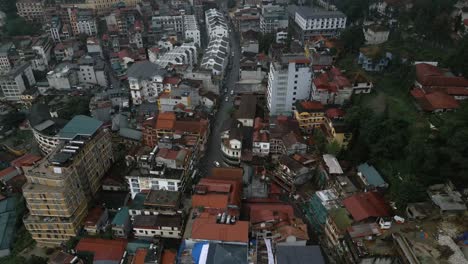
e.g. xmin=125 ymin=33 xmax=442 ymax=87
xmin=197 ymin=22 xmax=241 ymax=178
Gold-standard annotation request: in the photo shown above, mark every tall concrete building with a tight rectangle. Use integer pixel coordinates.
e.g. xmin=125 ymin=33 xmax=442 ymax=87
xmin=0 ymin=62 xmax=36 ymax=101
xmin=260 ymin=4 xmax=288 ymax=34
xmin=289 ymin=5 xmax=347 ymax=44
xmin=22 ymin=115 xmax=113 ymax=246
xmin=16 ymin=0 xmax=45 ymax=22
xmin=267 ymin=55 xmax=312 ymax=116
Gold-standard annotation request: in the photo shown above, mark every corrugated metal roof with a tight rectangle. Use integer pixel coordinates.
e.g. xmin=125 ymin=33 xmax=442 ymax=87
xmin=58 ymin=115 xmax=103 ymax=140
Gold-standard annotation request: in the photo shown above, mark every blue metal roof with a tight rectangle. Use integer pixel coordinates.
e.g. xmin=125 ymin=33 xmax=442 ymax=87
xmin=58 ymin=115 xmax=103 ymax=140
xmin=111 ymin=207 xmax=129 ymax=226
xmin=358 ymin=163 xmax=387 ymax=187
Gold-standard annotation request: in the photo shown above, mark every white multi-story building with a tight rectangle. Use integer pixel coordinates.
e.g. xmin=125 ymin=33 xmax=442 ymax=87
xmin=0 ymin=62 xmax=36 ymax=101
xmin=205 ymin=9 xmax=228 ymax=40
xmin=183 ymin=15 xmax=201 ymax=46
xmin=156 ymin=44 xmax=197 ymax=68
xmin=133 ymin=214 xmax=183 ymax=239
xmin=127 ymin=61 xmax=167 ymax=105
xmin=16 ymin=0 xmax=45 ymax=22
xmin=0 ymin=43 xmax=14 ymax=73
xmin=291 ymin=6 xmax=346 ymax=44
xmin=152 ymin=15 xmax=183 ymax=33
xmin=47 ymin=63 xmax=78 ymax=90
xmin=76 ymin=10 xmax=97 ymax=36
xmin=200 ymin=36 xmax=230 ymax=76
xmin=28 ymin=104 xmax=65 ymax=154
xmin=126 ymin=147 xmax=191 ymax=198
xmin=77 ymin=55 xmax=107 ymax=87
xmin=49 ymin=16 xmax=62 ymax=43
xmin=31 ymin=36 xmax=52 ymax=71
xmin=260 ymin=4 xmax=288 ymax=34
xmin=267 ymin=55 xmax=312 ymax=116
xmin=220 ymin=121 xmax=243 ymax=166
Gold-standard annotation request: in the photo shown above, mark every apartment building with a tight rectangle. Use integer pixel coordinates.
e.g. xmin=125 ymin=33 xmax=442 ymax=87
xmin=59 ymin=0 xmax=141 ymax=14
xmin=127 ymin=61 xmax=168 ymax=105
xmin=311 ymin=67 xmax=353 ymax=105
xmin=152 ymin=15 xmax=183 ymax=35
xmin=183 ymin=15 xmax=201 ymax=46
xmin=126 ymin=146 xmax=192 ymax=198
xmin=76 ymin=10 xmax=97 ymax=36
xmin=266 ymin=55 xmax=312 ymax=116
xmin=205 ymin=9 xmax=228 ymax=40
xmin=289 ymin=6 xmax=347 ymax=44
xmin=31 ymin=36 xmax=53 ymax=72
xmin=233 ymin=7 xmax=261 ymax=33
xmin=77 ymin=55 xmax=107 ymax=87
xmin=47 ymin=62 xmax=78 ymax=90
xmin=28 ymin=104 xmax=66 ymax=154
xmin=293 ymin=100 xmax=325 ymax=134
xmin=16 ymin=0 xmax=45 ymax=22
xmin=155 ymin=44 xmax=198 ymax=68
xmin=22 ymin=115 xmax=113 ymax=246
xmin=49 ymin=16 xmax=63 ymax=43
xmin=141 ymin=111 xmax=209 ymax=153
xmin=260 ymin=5 xmax=288 ymax=34
xmin=0 ymin=62 xmax=36 ymax=101
xmin=0 ymin=43 xmax=15 ymax=73
xmin=200 ymin=36 xmax=230 ymax=76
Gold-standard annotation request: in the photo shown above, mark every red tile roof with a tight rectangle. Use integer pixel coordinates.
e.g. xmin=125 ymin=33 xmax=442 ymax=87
xmin=342 ymin=192 xmax=391 ymax=222
xmin=75 ymin=238 xmax=127 ymax=262
xmin=162 ymin=250 xmax=176 ymax=264
xmin=313 ymin=67 xmax=351 ymax=92
xmin=0 ymin=167 xmax=17 ymax=179
xmin=446 ymin=87 xmax=468 ymax=96
xmin=84 ymin=207 xmax=106 ymax=226
xmin=249 ymin=204 xmax=294 ymax=224
xmin=415 ymin=63 xmax=468 ymax=88
xmin=191 ymin=194 xmax=229 ymax=209
xmin=190 ymin=213 xmax=249 ymax=243
xmin=325 ymin=108 xmax=345 ymax=119
xmin=411 ymin=89 xmax=460 ymax=111
xmin=299 ymin=101 xmax=324 ymax=111
xmin=132 ymin=248 xmax=147 ymax=264
xmin=156 ymin=112 xmax=176 ymax=130
xmin=423 ymin=92 xmax=460 ymax=111
xmin=163 ymin=76 xmax=181 ymax=85
xmin=173 ymin=120 xmax=208 ymax=135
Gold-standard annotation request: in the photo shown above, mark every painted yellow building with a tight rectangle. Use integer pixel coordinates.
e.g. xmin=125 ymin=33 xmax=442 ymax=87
xmin=60 ymin=0 xmax=141 ymax=14
xmin=22 ymin=115 xmax=113 ymax=246
xmin=294 ymin=100 xmax=326 ymax=134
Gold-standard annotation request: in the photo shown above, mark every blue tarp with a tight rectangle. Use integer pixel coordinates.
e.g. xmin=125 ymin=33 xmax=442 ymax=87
xmin=192 ymin=242 xmax=209 ymax=264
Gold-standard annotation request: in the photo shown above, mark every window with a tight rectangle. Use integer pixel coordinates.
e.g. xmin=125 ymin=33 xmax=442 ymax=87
xmin=293 ymin=92 xmax=296 ymax=95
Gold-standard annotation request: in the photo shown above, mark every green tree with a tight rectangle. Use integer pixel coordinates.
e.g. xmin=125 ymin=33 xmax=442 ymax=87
xmin=389 ymin=174 xmax=427 ymax=211
xmin=445 ymin=35 xmax=468 ymax=78
xmin=339 ymin=26 xmax=364 ymax=52
xmin=27 ymin=255 xmax=47 ymax=264
xmin=258 ymin=33 xmax=275 ymax=54
xmin=2 ymin=111 xmax=26 ymax=129
xmin=4 ymin=16 xmax=41 ymax=36
xmin=325 ymin=141 xmax=341 ymax=156
xmin=312 ymin=129 xmax=327 ymax=153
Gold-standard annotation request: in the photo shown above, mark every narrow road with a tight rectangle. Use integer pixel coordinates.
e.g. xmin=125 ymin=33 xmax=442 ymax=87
xmin=197 ymin=19 xmax=241 ymax=178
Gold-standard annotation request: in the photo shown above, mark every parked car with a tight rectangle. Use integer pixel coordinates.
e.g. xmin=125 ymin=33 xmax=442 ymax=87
xmin=230 ymin=90 xmax=234 ymax=95
xmin=214 ymin=161 xmax=220 ymax=167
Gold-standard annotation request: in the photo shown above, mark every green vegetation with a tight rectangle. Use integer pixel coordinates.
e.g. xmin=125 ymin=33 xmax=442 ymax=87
xmin=1 ymin=112 xmax=26 ymax=129
xmin=445 ymin=35 xmax=468 ymax=78
xmin=59 ymin=96 xmax=92 ymax=120
xmin=258 ymin=33 xmax=275 ymax=55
